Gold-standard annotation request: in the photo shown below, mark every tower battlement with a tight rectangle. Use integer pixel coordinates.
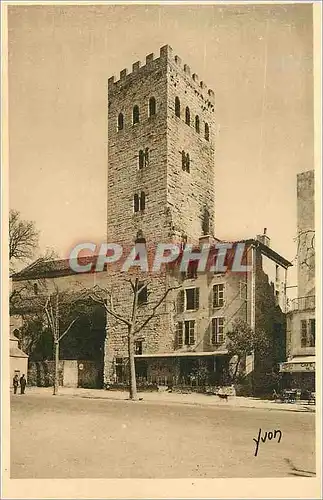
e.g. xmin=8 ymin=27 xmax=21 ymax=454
xmin=108 ymin=45 xmax=215 ymax=107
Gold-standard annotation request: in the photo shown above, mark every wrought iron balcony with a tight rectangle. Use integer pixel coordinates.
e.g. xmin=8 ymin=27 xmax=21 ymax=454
xmin=290 ymin=295 xmax=315 ymax=311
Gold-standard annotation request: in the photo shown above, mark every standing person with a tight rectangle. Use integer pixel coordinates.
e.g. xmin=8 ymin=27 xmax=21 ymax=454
xmin=13 ymin=374 xmax=19 ymax=394
xmin=19 ymin=374 xmax=26 ymax=395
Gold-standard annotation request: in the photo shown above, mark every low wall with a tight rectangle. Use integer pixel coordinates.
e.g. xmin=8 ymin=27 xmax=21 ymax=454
xmin=28 ymin=360 xmax=102 ymax=388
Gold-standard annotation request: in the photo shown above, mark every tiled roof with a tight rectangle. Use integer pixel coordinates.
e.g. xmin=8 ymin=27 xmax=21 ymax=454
xmin=11 ymin=256 xmax=99 ymax=281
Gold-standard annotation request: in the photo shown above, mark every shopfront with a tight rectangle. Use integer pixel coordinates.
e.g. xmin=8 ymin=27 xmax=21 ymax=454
xmin=279 ymin=356 xmax=315 ymax=392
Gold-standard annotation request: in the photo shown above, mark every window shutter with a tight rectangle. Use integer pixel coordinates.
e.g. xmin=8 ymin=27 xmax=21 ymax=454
xmin=189 ymin=321 xmax=195 ymax=345
xmin=208 ymin=287 xmax=213 ymax=312
xmin=177 ymin=290 xmax=185 ymax=313
xmin=211 ymin=318 xmax=215 ymax=344
xmin=176 ymin=322 xmax=183 ymax=348
xmin=194 ymin=288 xmax=200 ymax=310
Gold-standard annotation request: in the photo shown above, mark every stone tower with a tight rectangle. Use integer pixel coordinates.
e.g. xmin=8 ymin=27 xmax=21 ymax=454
xmin=107 ymin=45 xmax=216 ymax=248
xmin=104 ymin=45 xmax=216 ymax=384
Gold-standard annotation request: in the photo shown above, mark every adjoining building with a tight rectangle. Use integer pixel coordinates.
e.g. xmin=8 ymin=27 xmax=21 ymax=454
xmin=10 ymin=257 xmax=108 ymax=389
xmin=280 ymin=170 xmax=315 ymax=391
xmin=10 ymin=330 xmax=28 ymax=386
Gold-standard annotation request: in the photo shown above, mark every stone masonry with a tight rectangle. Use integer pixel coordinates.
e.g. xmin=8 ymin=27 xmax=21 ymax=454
xmin=105 ymin=45 xmax=216 ymax=383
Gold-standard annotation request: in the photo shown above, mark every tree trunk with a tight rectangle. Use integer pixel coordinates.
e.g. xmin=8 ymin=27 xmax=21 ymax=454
xmin=128 ymin=325 xmax=138 ymax=400
xmin=233 ymin=355 xmax=241 ymax=382
xmin=53 ymin=340 xmax=59 ymax=395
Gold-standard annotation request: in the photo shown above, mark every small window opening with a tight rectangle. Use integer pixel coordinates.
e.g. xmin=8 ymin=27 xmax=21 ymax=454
xmin=149 ymin=97 xmax=156 ymax=117
xmin=175 ymin=97 xmax=181 ymax=117
xmin=133 ymin=105 xmax=140 ymax=124
xmin=195 ymin=115 xmax=200 ymax=134
xmin=205 ymin=122 xmax=210 ymax=141
xmin=139 ymin=150 xmax=144 ymax=169
xmin=117 ymin=113 xmax=124 ymax=131
xmin=138 ymin=282 xmax=148 ymax=305
xmin=185 ymin=106 xmax=190 ymax=125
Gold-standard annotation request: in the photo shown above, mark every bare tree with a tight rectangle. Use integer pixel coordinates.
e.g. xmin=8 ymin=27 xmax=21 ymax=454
xmin=43 ymin=291 xmax=79 ymax=395
xmin=9 ymin=210 xmax=39 ymax=269
xmin=11 ymin=275 xmax=81 ymax=395
xmin=84 ymin=278 xmax=181 ymax=400
xmin=296 ymin=229 xmax=315 ymax=270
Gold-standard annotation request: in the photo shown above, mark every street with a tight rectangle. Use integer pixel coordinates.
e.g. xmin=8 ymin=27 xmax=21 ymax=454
xmin=11 ymin=393 xmax=315 ymax=479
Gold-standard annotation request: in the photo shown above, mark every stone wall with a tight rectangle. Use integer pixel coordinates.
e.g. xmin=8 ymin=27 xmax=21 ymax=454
xmin=297 ymin=170 xmax=315 ymax=298
xmin=166 ymin=52 xmax=215 ymax=243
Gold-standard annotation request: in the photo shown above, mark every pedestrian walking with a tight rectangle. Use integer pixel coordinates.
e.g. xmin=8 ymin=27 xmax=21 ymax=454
xmin=13 ymin=374 xmax=19 ymax=394
xmin=19 ymin=374 xmax=26 ymax=395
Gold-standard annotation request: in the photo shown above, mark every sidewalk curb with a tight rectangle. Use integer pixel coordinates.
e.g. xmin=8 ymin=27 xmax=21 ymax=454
xmin=24 ymin=390 xmax=316 ymax=413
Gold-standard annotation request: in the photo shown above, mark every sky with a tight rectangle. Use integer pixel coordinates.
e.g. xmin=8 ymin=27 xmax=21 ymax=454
xmin=8 ymin=3 xmax=314 ymax=286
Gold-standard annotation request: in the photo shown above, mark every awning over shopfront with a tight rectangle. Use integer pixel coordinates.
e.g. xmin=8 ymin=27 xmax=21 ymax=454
xmin=279 ymin=356 xmax=315 ymax=373
xmin=134 ymin=351 xmax=228 ymax=359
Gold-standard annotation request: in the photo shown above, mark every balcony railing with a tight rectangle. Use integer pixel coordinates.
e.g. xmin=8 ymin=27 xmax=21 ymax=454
xmin=290 ymin=295 xmax=315 ymax=311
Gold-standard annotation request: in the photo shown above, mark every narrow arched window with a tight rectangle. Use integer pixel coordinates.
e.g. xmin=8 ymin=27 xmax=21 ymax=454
xmin=144 ymin=147 xmax=149 ymax=166
xmin=117 ymin=113 xmax=124 ymax=131
xmin=205 ymin=122 xmax=210 ymax=141
xmin=175 ymin=97 xmax=181 ymax=118
xmin=149 ymin=97 xmax=156 ymax=117
xmin=186 ymin=153 xmax=190 ymax=173
xmin=195 ymin=115 xmax=200 ymax=134
xmin=33 ymin=283 xmax=38 ymax=295
xmin=135 ymin=230 xmax=146 ymax=244
xmin=133 ymin=105 xmax=140 ymax=125
xmin=139 ymin=150 xmax=144 ymax=169
xmin=134 ymin=193 xmax=140 ymax=212
xmin=185 ymin=107 xmax=190 ymax=125
xmin=202 ymin=207 xmax=210 ymax=235
xmin=140 ymin=191 xmax=146 ymax=211
xmin=182 ymin=150 xmax=186 ymax=171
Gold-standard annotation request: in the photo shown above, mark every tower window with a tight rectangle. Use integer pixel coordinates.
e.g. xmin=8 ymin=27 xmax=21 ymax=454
xmin=140 ymin=191 xmax=146 ymax=211
xmin=135 ymin=230 xmax=146 ymax=244
xmin=138 ymin=148 xmax=149 ymax=169
xmin=133 ymin=105 xmax=140 ymax=125
xmin=205 ymin=122 xmax=210 ymax=141
xmin=149 ymin=97 xmax=156 ymax=117
xmin=185 ymin=106 xmax=190 ymax=125
xmin=144 ymin=147 xmax=149 ymax=166
xmin=138 ymin=282 xmax=148 ymax=305
xmin=139 ymin=150 xmax=144 ymax=169
xmin=117 ymin=113 xmax=124 ymax=131
xmin=133 ymin=193 xmax=140 ymax=212
xmin=33 ymin=283 xmax=39 ymax=295
xmin=202 ymin=207 xmax=210 ymax=235
xmin=133 ymin=192 xmax=146 ymax=212
xmin=181 ymin=150 xmax=190 ymax=173
xmin=175 ymin=97 xmax=181 ymax=117
xmin=195 ymin=115 xmax=200 ymax=134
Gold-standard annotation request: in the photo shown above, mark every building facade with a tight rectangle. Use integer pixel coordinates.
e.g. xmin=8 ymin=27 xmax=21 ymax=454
xmin=281 ymin=170 xmax=315 ymax=391
xmin=104 ymin=46 xmax=291 ymax=395
xmin=10 ymin=45 xmax=293 ymax=396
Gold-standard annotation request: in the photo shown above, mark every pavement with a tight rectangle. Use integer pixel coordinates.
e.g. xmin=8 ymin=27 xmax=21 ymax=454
xmin=22 ymin=386 xmax=316 ymax=412
xmin=11 ymin=393 xmax=316 ymax=479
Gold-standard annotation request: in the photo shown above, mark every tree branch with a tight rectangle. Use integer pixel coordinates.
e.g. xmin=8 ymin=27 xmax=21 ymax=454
xmin=134 ymin=285 xmax=181 ymax=335
xmin=58 ymin=317 xmax=79 ymax=342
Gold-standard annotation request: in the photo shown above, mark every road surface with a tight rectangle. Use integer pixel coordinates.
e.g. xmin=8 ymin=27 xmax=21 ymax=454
xmin=11 ymin=393 xmax=315 ymax=478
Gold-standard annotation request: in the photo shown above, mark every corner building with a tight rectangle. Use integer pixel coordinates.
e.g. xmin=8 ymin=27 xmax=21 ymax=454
xmin=105 ymin=46 xmax=290 ymax=393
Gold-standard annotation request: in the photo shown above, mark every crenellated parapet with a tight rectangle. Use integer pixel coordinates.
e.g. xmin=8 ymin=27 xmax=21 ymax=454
xmin=108 ymin=45 xmax=215 ymax=107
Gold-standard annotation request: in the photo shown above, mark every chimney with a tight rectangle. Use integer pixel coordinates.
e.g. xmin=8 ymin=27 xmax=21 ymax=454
xmin=256 ymin=228 xmax=271 ymax=248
